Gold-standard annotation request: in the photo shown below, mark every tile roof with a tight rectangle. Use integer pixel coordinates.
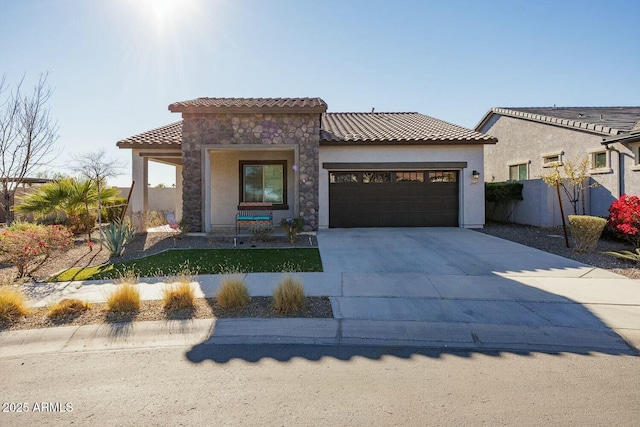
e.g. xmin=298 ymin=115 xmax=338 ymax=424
xmin=117 ymin=111 xmax=497 ymax=148
xmin=169 ymin=97 xmax=327 ymax=113
xmin=320 ymin=112 xmax=497 ymax=144
xmin=116 ymin=121 xmax=182 ymax=147
xmin=476 ymin=107 xmax=640 ymax=136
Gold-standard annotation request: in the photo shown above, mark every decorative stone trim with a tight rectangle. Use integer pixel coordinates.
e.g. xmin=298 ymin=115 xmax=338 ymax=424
xmin=180 ymin=112 xmax=321 ymax=231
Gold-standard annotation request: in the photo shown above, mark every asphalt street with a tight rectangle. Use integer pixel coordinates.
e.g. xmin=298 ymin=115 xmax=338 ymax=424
xmin=1 ymin=344 xmax=639 ymax=426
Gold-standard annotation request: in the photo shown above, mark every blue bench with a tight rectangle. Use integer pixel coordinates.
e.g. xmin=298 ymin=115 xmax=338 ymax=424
xmin=236 ymin=202 xmax=273 ymax=234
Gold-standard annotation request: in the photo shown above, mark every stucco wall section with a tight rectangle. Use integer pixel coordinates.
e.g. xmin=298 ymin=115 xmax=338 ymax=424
xmin=209 ymin=150 xmax=295 ymax=228
xmin=318 ymin=145 xmax=486 ymax=228
xmin=181 ymin=112 xmax=320 ymax=231
xmin=481 ymin=115 xmax=634 ymax=216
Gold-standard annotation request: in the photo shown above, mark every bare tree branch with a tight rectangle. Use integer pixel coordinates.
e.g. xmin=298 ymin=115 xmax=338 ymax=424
xmin=0 ymin=72 xmax=60 ymax=223
xmin=74 ymin=150 xmax=122 ymax=234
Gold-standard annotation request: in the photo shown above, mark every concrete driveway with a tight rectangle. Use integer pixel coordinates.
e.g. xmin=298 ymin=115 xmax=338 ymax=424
xmin=317 ymin=228 xmax=640 ymax=352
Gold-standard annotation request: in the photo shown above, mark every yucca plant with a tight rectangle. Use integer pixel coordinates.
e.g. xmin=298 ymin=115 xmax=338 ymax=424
xmin=100 ymin=220 xmax=135 ymax=257
xmin=603 ymin=248 xmax=640 ymax=263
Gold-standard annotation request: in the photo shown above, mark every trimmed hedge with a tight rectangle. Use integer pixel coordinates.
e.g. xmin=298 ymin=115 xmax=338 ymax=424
xmin=568 ymin=215 xmax=607 ymax=253
xmin=485 ymin=182 xmax=524 ymax=203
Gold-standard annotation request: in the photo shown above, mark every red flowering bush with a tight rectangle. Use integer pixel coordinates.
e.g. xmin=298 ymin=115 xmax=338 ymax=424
xmin=607 ymin=194 xmax=640 ymax=248
xmin=0 ymin=222 xmax=74 ymax=277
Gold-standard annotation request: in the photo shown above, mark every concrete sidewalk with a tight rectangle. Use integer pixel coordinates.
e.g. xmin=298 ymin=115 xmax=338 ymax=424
xmin=2 ymin=228 xmax=640 ymax=357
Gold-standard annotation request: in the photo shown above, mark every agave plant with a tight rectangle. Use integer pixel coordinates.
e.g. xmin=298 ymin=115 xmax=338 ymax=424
xmin=100 ymin=220 xmax=135 ymax=257
xmin=603 ymin=249 xmax=640 ymax=263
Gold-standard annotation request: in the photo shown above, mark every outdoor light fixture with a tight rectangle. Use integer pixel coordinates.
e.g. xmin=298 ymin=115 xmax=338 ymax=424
xmin=472 ymin=170 xmax=480 ymax=179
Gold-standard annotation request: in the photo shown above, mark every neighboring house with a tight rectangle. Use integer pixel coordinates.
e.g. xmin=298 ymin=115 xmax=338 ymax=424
xmin=476 ymin=107 xmax=640 ymax=216
xmin=2 ymin=177 xmax=53 ymax=223
xmin=117 ymin=97 xmax=497 ymax=232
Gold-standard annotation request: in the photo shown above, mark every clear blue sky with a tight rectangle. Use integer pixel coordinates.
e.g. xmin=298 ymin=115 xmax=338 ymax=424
xmin=2 ymin=0 xmax=639 ymax=187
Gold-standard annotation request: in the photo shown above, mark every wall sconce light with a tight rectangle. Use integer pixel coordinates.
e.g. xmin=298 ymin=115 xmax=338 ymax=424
xmin=472 ymin=170 xmax=480 ymax=180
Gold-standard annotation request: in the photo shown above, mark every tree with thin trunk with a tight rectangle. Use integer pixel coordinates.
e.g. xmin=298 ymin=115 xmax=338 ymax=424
xmin=0 ymin=73 xmax=60 ymax=223
xmin=74 ymin=150 xmax=121 ymax=242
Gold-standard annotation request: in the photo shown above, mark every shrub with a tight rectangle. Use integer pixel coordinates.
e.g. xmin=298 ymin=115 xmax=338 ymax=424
xmin=485 ymin=181 xmax=524 ymax=203
xmin=100 ymin=220 xmax=136 ymax=257
xmin=280 ymin=217 xmax=305 ymax=243
xmin=249 ymin=224 xmax=274 ymax=242
xmin=216 ymin=277 xmax=250 ymax=309
xmin=273 ymin=276 xmax=305 ymax=314
xmin=106 ymin=284 xmax=140 ymax=313
xmin=0 ymin=287 xmax=29 ymax=322
xmin=48 ymin=298 xmax=90 ymax=319
xmin=604 ymin=248 xmax=640 ymax=263
xmin=102 ymin=197 xmax=127 ymax=223
xmin=162 ymin=282 xmax=195 ymax=311
xmin=607 ymin=194 xmax=640 ymax=248
xmin=69 ymin=212 xmax=96 ymax=235
xmin=568 ymin=215 xmax=607 ymax=252
xmin=0 ymin=222 xmax=74 ymax=277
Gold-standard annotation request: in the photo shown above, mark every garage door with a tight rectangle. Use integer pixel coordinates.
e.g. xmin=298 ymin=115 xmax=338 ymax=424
xmin=329 ymin=170 xmax=459 ymax=228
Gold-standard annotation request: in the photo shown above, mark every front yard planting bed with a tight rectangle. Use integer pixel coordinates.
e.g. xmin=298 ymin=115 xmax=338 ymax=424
xmin=48 ymin=248 xmax=323 ymax=282
xmin=0 ymin=296 xmax=334 ymax=331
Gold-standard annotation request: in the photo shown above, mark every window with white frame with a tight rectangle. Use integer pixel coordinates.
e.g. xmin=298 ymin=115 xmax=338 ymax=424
xmin=588 ymin=149 xmax=610 ymax=173
xmin=542 ymin=151 xmax=563 ymax=167
xmin=509 ymin=163 xmax=528 ymax=181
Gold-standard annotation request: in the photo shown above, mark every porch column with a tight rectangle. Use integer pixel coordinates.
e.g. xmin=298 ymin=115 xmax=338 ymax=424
xmin=175 ymin=165 xmax=183 ymax=222
xmin=131 ymin=150 xmax=148 ymax=232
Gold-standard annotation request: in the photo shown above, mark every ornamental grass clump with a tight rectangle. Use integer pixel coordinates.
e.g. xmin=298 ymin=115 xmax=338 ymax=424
xmin=568 ymin=215 xmax=607 ymax=253
xmin=273 ymin=276 xmax=306 ymax=314
xmin=162 ymin=282 xmax=196 ymax=311
xmin=216 ymin=277 xmax=250 ymax=309
xmin=0 ymin=286 xmax=29 ymax=322
xmin=48 ymin=298 xmax=90 ymax=319
xmin=106 ymin=284 xmax=140 ymax=313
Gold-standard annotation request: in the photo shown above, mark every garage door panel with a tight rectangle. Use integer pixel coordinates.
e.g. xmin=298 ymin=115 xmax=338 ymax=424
xmin=329 ymin=170 xmax=458 ymax=228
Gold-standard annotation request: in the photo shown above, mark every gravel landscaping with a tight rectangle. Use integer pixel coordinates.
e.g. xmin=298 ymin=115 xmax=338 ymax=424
xmin=478 ymin=222 xmax=640 ymax=279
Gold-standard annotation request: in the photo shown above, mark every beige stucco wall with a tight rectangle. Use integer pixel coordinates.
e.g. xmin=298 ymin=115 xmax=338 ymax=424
xmin=318 ymin=144 xmax=486 ymax=228
xmin=117 ymin=187 xmax=177 ymax=215
xmin=480 ymin=115 xmax=637 ymax=216
xmin=208 ymin=148 xmax=296 ymax=229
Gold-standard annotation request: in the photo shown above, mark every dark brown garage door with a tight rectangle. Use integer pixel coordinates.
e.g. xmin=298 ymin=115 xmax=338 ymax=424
xmin=329 ymin=170 xmax=459 ymax=228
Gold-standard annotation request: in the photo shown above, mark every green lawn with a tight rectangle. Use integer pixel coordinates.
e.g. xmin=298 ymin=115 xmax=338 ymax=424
xmin=49 ymin=248 xmax=323 ymax=282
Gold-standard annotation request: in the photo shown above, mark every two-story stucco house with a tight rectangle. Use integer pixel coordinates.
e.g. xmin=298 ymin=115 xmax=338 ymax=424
xmin=476 ymin=107 xmax=640 ymax=216
xmin=117 ymin=97 xmax=497 ymax=232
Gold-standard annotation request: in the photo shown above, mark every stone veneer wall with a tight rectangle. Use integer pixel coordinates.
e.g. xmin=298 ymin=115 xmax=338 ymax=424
xmin=181 ymin=112 xmax=321 ymax=232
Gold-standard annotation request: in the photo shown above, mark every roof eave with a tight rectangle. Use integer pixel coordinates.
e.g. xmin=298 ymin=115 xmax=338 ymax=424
xmin=602 ymin=131 xmax=640 ymax=145
xmin=482 ymin=107 xmax=624 ymax=136
xmin=320 ymin=138 xmax=497 ymax=146
xmin=473 ymin=110 xmax=496 ymax=132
